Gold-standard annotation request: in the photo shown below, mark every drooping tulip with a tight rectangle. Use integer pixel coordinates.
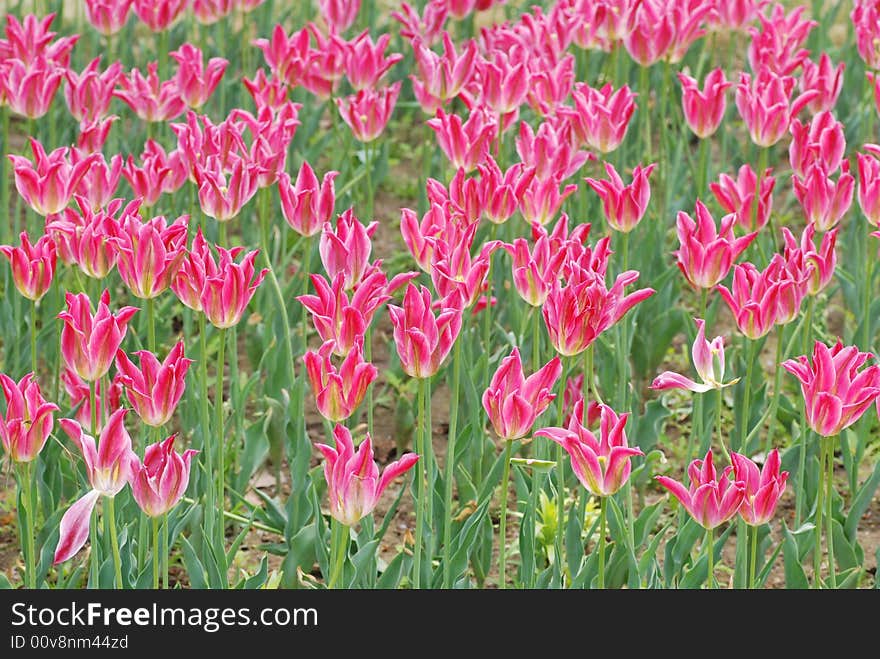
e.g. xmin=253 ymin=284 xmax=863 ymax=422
xmin=652 ymin=318 xmax=739 ymax=393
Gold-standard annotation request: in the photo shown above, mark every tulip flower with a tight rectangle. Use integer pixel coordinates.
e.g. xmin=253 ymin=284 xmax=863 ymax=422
xmin=711 ymin=0 xmax=768 ymax=31
xmin=345 ymin=32 xmax=401 ymax=91
xmin=114 ymin=62 xmax=186 ymax=123
xmin=54 ymin=410 xmax=137 ymax=565
xmin=0 ymin=373 xmax=58 ymax=463
xmin=122 ymin=139 xmax=188 ymax=208
xmin=536 ymin=402 xmax=643 ymax=497
xmin=84 ymin=0 xmax=134 ymax=35
xmin=716 ymin=262 xmax=779 ymax=340
xmin=792 ymin=163 xmax=854 ymax=232
xmin=656 ymin=450 xmax=746 ymax=530
xmin=527 ymin=54 xmax=575 ymax=118
xmin=242 ymin=69 xmax=289 ymax=113
xmin=113 ymin=212 xmax=188 ymax=299
xmin=479 ymin=50 xmax=530 ymax=121
xmin=789 ymin=111 xmax=846 ymax=178
xmin=64 ymin=58 xmax=123 ymax=123
xmin=735 ymin=69 xmax=818 ymax=148
xmin=2 ymin=57 xmax=64 ymax=119
xmin=516 ymin=120 xmax=590 ymax=183
xmin=800 ymin=53 xmax=844 ymax=114
xmin=129 ymin=434 xmax=197 ymax=517
xmin=195 ymin=156 xmax=261 ymax=223
xmin=304 ymin=339 xmax=377 ymax=423
xmin=709 ymin=165 xmax=775 ymax=232
xmin=73 ymin=151 xmax=123 ymax=211
xmin=853 ymin=1 xmax=880 ymax=70
xmin=652 ymin=318 xmax=739 ymax=393
xmin=76 ymin=116 xmax=118 ymax=154
xmin=782 ymin=340 xmax=880 ymax=438
xmin=747 ymin=3 xmax=815 ymax=76
xmin=115 ymin=342 xmax=193 ymax=428
xmin=678 ymin=68 xmax=732 ymax=139
xmin=336 ymin=82 xmax=401 ymax=142
xmin=388 ymin=284 xmax=463 ymax=379
xmin=197 ymin=244 xmax=268 ymax=329
xmin=317 ymin=424 xmax=419 ymax=527
xmin=431 ymin=236 xmax=501 ymax=310
xmin=2 ymin=13 xmax=78 ymax=67
xmin=319 ymin=209 xmax=378 ymax=291
xmin=9 ymin=139 xmax=98 ymax=216
xmin=730 ymin=449 xmax=788 ymax=526
xmin=859 ymin=146 xmax=880 ymax=227
xmin=427 ymin=108 xmax=495 ymax=173
xmin=781 ymin=225 xmax=837 ymax=297
xmin=0 ymin=231 xmax=56 ymax=301
xmin=479 ymin=157 xmax=529 ymax=225
xmin=170 ymin=43 xmax=227 ymax=109
xmin=410 ymin=33 xmax=477 ymax=109
xmin=563 ymin=81 xmax=636 ymax=154
xmin=518 ymin=175 xmax=578 ymax=227
xmin=482 ymin=348 xmax=562 ymax=441
xmin=133 ymin=0 xmax=188 ymax=32
xmin=585 ymin=162 xmax=655 ymax=233
xmin=60 ymin=368 xmax=124 ymax=434
xmin=392 ymin=1 xmax=448 ymax=46
xmin=502 ymin=222 xmax=569 ymax=307
xmin=58 ymin=290 xmax=139 ymax=382
xmin=278 ymin=161 xmax=338 ymax=238
xmin=624 ymin=0 xmax=674 ymax=66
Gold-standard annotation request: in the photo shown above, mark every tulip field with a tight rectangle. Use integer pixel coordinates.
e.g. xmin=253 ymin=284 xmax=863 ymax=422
xmin=1 ymin=0 xmax=880 ymax=592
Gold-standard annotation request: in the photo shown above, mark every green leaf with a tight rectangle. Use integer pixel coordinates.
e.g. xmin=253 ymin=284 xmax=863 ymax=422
xmin=845 ymin=459 xmax=880 ymax=543
xmin=830 ymin=519 xmax=860 ymax=572
xmin=350 ymin=539 xmax=380 ymax=587
xmin=782 ymin=523 xmax=809 ymax=589
xmin=377 ymin=552 xmax=409 ymax=589
xmin=0 ymin=573 xmax=12 ymax=589
xmin=280 ymin=522 xmax=317 ymax=589
xmin=242 ymin=556 xmax=269 ymax=589
xmin=179 ymin=536 xmax=207 ymax=590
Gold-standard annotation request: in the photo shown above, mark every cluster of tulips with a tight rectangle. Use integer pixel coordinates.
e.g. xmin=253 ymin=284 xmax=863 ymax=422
xmin=1 ymin=0 xmax=879 ymax=590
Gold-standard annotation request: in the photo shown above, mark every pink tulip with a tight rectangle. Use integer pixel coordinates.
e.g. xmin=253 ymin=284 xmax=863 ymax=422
xmin=388 ymin=284 xmax=463 ymax=379
xmin=427 ymin=108 xmax=495 ymax=174
xmin=122 ymin=139 xmax=188 ymax=208
xmin=198 ymin=244 xmax=268 ymax=329
xmin=336 ymin=82 xmax=401 ymax=142
xmin=115 ymin=342 xmax=192 ymax=428
xmin=585 ymin=162 xmax=655 ymax=233
xmin=543 ymin=259 xmax=654 ymax=358
xmin=345 ymin=32 xmax=401 ymax=91
xmin=1 ymin=56 xmax=64 ymax=119
xmin=46 ymin=196 xmax=133 ymax=277
xmin=237 ymin=0 xmax=265 ymax=13
xmin=563 ymin=81 xmax=636 ymax=154
xmin=132 ymin=0 xmax=187 ymax=32
xmin=516 ymin=120 xmax=589 ymax=183
xmin=800 ymin=54 xmax=844 ymax=114
xmin=0 ymin=373 xmax=58 ymax=463
xmin=678 ymin=68 xmax=731 ymax=139
xmin=9 ymin=139 xmax=97 ymax=217
xmin=170 ymin=43 xmax=227 ymax=110
xmin=74 ymin=151 xmax=123 ymax=211
xmin=789 ymin=111 xmax=846 ymax=178
xmin=54 ymin=409 xmax=137 ymax=564
xmin=427 ymin=169 xmax=484 ymax=225
xmin=319 ymin=209 xmax=378 ymax=291
xmin=571 ymin=0 xmax=636 ymax=52
xmin=319 ymin=0 xmax=361 ymax=33
xmin=113 ymin=212 xmax=188 ymax=299
xmin=710 ymin=0 xmax=768 ymax=31
xmin=479 ymin=50 xmax=530 ymax=121
xmin=192 ymin=0 xmax=235 ymax=25
xmin=735 ymin=70 xmax=818 ymax=148
xmin=716 ymin=262 xmax=779 ymax=340
xmin=623 ymin=0 xmax=674 ymax=66
xmin=853 ymin=1 xmax=880 ymax=70
xmin=84 ymin=0 xmax=134 ymax=36
xmin=479 ymin=157 xmax=529 ymax=225
xmin=674 ymin=200 xmax=757 ymax=289
xmin=59 ymin=290 xmax=138 ymax=382
xmin=279 ymin=161 xmax=338 ymax=238
xmin=171 ymin=228 xmax=210 ymax=313
xmin=399 ymin=203 xmax=456 ymax=272
xmin=561 ymin=374 xmax=602 ymax=428
xmin=64 ymin=58 xmax=122 ymax=123
xmin=652 ymin=317 xmax=738 ymax=393
xmin=730 ymin=449 xmax=788 ymax=526
xmin=502 ymin=222 xmax=569 ymax=307
xmin=253 ymin=24 xmax=314 ymax=89
xmin=393 ymin=1 xmax=448 ymax=46
xmin=657 ymin=450 xmax=746 ymax=529
xmin=60 ymin=368 xmax=123 ymax=434
xmin=767 ymin=253 xmax=809 ymax=326
xmin=536 ymin=402 xmax=643 ymax=497
xmin=709 ymin=165 xmax=775 ymax=233
xmin=231 ymin=104 xmax=300 ymax=189
xmin=114 ymin=62 xmax=186 ymax=122
xmin=747 ymin=4 xmax=815 ymax=76
xmin=195 ymin=156 xmax=261 ymax=223
xmin=76 ymin=116 xmax=118 ymax=154
xmin=242 ymin=69 xmax=290 ymax=113
xmin=129 ymin=434 xmax=197 ymax=517
xmin=482 ymin=348 xmax=562 ymax=441
xmin=304 ymin=339 xmax=377 ymax=423
xmin=1 ymin=13 xmax=77 ymax=67
xmin=783 ymin=340 xmax=880 ymax=437
xmin=518 ymin=175 xmax=577 ymax=227
xmin=410 ymin=33 xmax=477 ymax=110
xmin=858 ymin=148 xmax=880 ymax=226
xmin=792 ymin=163 xmax=855 ymax=232
xmin=317 ymin=424 xmax=419 ymax=527
xmin=0 ymin=231 xmax=56 ymax=301
xmin=431 ymin=235 xmax=501 ymax=310
xmin=781 ymin=224 xmax=837 ymax=297
xmin=527 ymin=54 xmax=575 ymax=118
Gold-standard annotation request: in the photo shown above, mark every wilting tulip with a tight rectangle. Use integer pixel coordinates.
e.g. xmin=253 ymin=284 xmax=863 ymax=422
xmin=54 ymin=410 xmax=137 ymax=564
xmin=709 ymin=165 xmax=775 ymax=232
xmin=132 ymin=0 xmax=188 ymax=32
xmin=304 ymin=339 xmax=377 ymax=423
xmin=675 ymin=201 xmax=756 ymax=290
xmin=0 ymin=373 xmax=58 ymax=463
xmin=678 ymin=68 xmax=732 ymax=139
xmin=317 ymin=424 xmax=419 ymax=527
xmin=319 ymin=209 xmax=378 ymax=291
xmin=482 ymin=348 xmax=562 ymax=441
xmin=782 ymin=340 xmax=880 ymax=437
xmin=730 ymin=449 xmax=788 ymax=526
xmin=585 ymin=162 xmax=655 ymax=233
xmin=536 ymin=402 xmax=643 ymax=497
xmin=278 ymin=162 xmax=338 ymax=238
xmin=130 ymin=435 xmax=197 ymax=517
xmin=563 ymin=81 xmax=636 ymax=154
xmin=64 ymin=58 xmax=123 ymax=123
xmin=113 ymin=212 xmax=188 ymax=299
xmin=336 ymin=82 xmax=401 ymax=142
xmin=735 ymin=69 xmax=818 ymax=148
xmin=170 ymin=43 xmax=227 ymax=109
xmin=9 ymin=139 xmax=97 ymax=216
xmin=388 ymin=284 xmax=463 ymax=379
xmin=84 ymin=0 xmax=134 ymax=36
xmin=0 ymin=232 xmax=56 ymax=301
xmin=61 ymin=368 xmax=123 ymax=434
xmin=652 ymin=318 xmax=739 ymax=393
xmin=656 ymin=450 xmax=746 ymax=529
xmin=115 ymin=342 xmax=193 ymax=428
xmin=58 ymin=290 xmax=138 ymax=382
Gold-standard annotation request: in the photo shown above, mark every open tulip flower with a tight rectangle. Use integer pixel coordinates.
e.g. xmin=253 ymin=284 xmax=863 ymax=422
xmin=9 ymin=139 xmax=98 ymax=216
xmin=304 ymin=338 xmax=378 ymax=423
xmin=730 ymin=449 xmax=789 ymax=527
xmin=0 ymin=231 xmax=56 ymax=301
xmin=115 ymin=342 xmax=193 ymax=428
xmin=0 ymin=372 xmax=58 ymax=463
xmin=388 ymin=284 xmax=463 ymax=379
xmin=652 ymin=318 xmax=739 ymax=393
xmin=130 ymin=434 xmax=197 ymax=518
xmin=585 ymin=162 xmax=655 ymax=233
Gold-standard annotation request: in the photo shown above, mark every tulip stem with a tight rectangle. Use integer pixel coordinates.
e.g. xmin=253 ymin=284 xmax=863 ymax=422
xmin=364 ymin=140 xmax=374 ymax=221
xmin=146 ymin=297 xmax=156 ymax=353
xmin=813 ymin=437 xmax=827 ymax=588
xmin=0 ymin=105 xmax=8 ymax=247
xmin=442 ymin=335 xmax=462 ymax=588
xmin=749 ymin=523 xmax=758 ymax=589
xmin=715 ymin=388 xmax=728 ymax=463
xmin=863 ymin=233 xmax=874 ymax=351
xmin=300 ymin=237 xmax=313 ymax=351
xmin=705 ymin=526 xmax=715 ymax=589
xmin=328 ymin=519 xmax=349 ymax=589
xmin=106 ymin=496 xmax=123 ymax=589
xmin=152 ymin=516 xmax=159 ymax=589
xmin=795 ymin=298 xmax=814 ymax=528
xmin=639 ymin=65 xmax=651 ymax=160
xmin=597 ymin=495 xmax=607 ymax=590
xmin=19 ymin=462 xmax=37 ymax=589
xmin=89 ymin=380 xmax=98 ymax=437
xmin=825 ymin=436 xmax=837 ymax=589
xmin=738 ymin=338 xmax=756 ymax=453
xmin=162 ymin=513 xmax=169 ymax=590
xmin=413 ymin=376 xmax=427 ymax=589
xmin=216 ymin=327 xmax=227 ymax=563
xmin=696 ymin=137 xmax=709 ymax=202
xmin=531 ymin=306 xmax=541 ymax=375
xmin=497 ymin=439 xmax=513 ymax=590
xmin=617 ymin=233 xmax=629 ymax=409
xmin=31 ymin=300 xmax=37 ymax=377
xmin=198 ymin=314 xmax=215 ymax=542
xmin=764 ymin=325 xmax=785 ymax=454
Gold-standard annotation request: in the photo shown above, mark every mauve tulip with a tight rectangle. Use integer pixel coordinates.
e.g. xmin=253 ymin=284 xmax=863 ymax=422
xmin=388 ymin=284 xmax=463 ymax=379
xmin=652 ymin=317 xmax=739 ymax=394
xmin=84 ymin=0 xmax=134 ymax=36
xmin=9 ymin=139 xmax=97 ymax=216
xmin=858 ymin=148 xmax=880 ymax=226
xmin=279 ymin=162 xmax=338 ymax=238
xmin=0 ymin=231 xmax=56 ymax=301
xmin=735 ymin=70 xmax=818 ymax=148
xmin=657 ymin=450 xmax=745 ymax=529
xmin=678 ymin=68 xmax=732 ymax=139
xmin=563 ymin=81 xmax=636 ymax=154
xmin=782 ymin=340 xmax=880 ymax=437
xmin=585 ymin=162 xmax=655 ymax=233
xmin=800 ymin=54 xmax=844 ymax=113
xmin=59 ymin=290 xmax=138 ymax=382
xmin=336 ymin=82 xmax=401 ymax=142
xmin=319 ymin=209 xmax=378 ymax=291
xmin=317 ymin=424 xmax=419 ymax=527
xmin=115 ymin=342 xmax=193 ymax=428
xmin=133 ymin=0 xmax=187 ymax=32
xmin=130 ymin=435 xmax=197 ymax=517
xmin=709 ymin=164 xmax=775 ymax=232
xmin=674 ymin=200 xmax=757 ymax=290
xmin=536 ymin=402 xmax=643 ymax=497
xmin=61 ymin=368 xmax=123 ymax=434
xmin=54 ymin=409 xmax=137 ymax=564
xmin=304 ymin=339 xmax=377 ymax=423
xmin=170 ymin=44 xmax=227 ymax=110
xmin=730 ymin=449 xmax=788 ymax=526
xmin=483 ymin=348 xmax=562 ymax=441
xmin=64 ymin=58 xmax=123 ymax=123
xmin=114 ymin=62 xmax=186 ymax=123
xmin=0 ymin=373 xmax=58 ymax=463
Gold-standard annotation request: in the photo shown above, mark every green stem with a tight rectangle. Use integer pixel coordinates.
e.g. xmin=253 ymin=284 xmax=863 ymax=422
xmin=413 ymin=375 xmax=427 ymax=589
xmin=696 ymin=137 xmax=709 ymax=202
xmin=106 ymin=496 xmax=123 ymax=589
xmin=1 ymin=106 xmax=9 ymax=247
xmin=764 ymin=325 xmax=785 ymax=454
xmin=715 ymin=387 xmax=728 ymax=463
xmin=198 ymin=314 xmax=215 ymax=540
xmin=497 ymin=439 xmax=513 ymax=589
xmin=749 ymin=523 xmax=758 ymax=589
xmin=31 ymin=300 xmax=37 ymax=376
xmin=738 ymin=339 xmax=756 ymax=453
xmin=617 ymin=232 xmax=629 ymax=408
xmin=89 ymin=509 xmax=99 ymax=588
xmin=442 ymin=336 xmax=462 ymax=588
xmin=89 ymin=380 xmax=98 ymax=437
xmin=531 ymin=306 xmax=541 ymax=374
xmin=597 ymin=495 xmax=607 ymax=590
xmin=147 ymin=296 xmax=156 ymax=353
xmin=152 ymin=516 xmax=159 ymax=589
xmin=364 ymin=139 xmax=374 ymax=220
xmin=215 ymin=327 xmax=227 ymax=558
xmin=20 ymin=462 xmax=36 ymax=589
xmin=328 ymin=519 xmax=349 ymax=589
xmin=639 ymin=65 xmax=651 ymax=160
xmin=554 ymin=357 xmax=570 ymax=583
xmin=424 ymin=375 xmax=434 ymax=578
xmin=795 ymin=298 xmax=814 ymax=528
xmin=365 ymin=327 xmax=373 ymax=435
xmin=864 ymin=230 xmax=874 ymax=351
xmin=157 ymin=28 xmax=169 ymax=85
xmin=825 ymin=436 xmax=837 ymax=589
xmin=706 ymin=525 xmax=715 ymax=589
xmin=162 ymin=513 xmax=169 ymax=590
xmin=813 ymin=437 xmax=827 ymax=588
xmin=300 ymin=237 xmax=313 ymax=351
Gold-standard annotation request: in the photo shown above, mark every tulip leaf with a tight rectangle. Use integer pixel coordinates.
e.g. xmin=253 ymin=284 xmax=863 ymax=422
xmin=350 ymin=539 xmax=380 ymax=587
xmin=782 ymin=523 xmax=809 ymax=589
xmin=180 ymin=535 xmax=208 ymax=590
xmin=377 ymin=551 xmax=409 ymax=589
xmin=830 ymin=519 xmax=860 ymax=572
xmin=448 ymin=499 xmax=490 ymax=586
xmin=679 ymin=524 xmax=734 ymax=589
xmin=280 ymin=522 xmax=317 ymax=589
xmin=242 ymin=556 xmax=269 ymax=589
xmin=0 ymin=574 xmax=12 ymax=589
xmin=845 ymin=459 xmax=880 ymax=544
xmin=663 ymin=517 xmax=704 ymax=586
